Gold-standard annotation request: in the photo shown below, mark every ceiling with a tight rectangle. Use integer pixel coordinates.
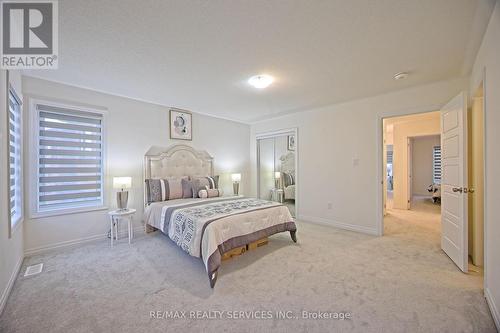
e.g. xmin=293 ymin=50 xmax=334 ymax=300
xmin=24 ymin=0 xmax=493 ymax=123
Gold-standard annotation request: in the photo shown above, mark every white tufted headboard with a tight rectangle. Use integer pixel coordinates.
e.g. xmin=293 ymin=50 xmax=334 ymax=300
xmin=143 ymin=144 xmax=214 ymax=205
xmin=279 ymin=151 xmax=295 ymax=175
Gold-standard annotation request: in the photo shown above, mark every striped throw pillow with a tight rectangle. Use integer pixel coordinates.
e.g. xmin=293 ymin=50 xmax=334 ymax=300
xmin=283 ymin=172 xmax=295 ymax=187
xmin=160 ymin=178 xmax=185 ymax=200
xmin=145 ymin=177 xmax=188 ymax=203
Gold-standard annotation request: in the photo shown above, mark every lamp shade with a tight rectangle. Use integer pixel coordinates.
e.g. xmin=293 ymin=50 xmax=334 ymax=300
xmin=274 ymin=172 xmax=281 ymax=180
xmin=231 ymin=173 xmax=241 ymax=182
xmin=113 ymin=177 xmax=132 ymax=190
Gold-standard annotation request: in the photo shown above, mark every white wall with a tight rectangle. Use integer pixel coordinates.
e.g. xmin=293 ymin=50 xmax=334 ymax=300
xmin=22 ymin=76 xmax=250 ymax=254
xmin=412 ymin=135 xmax=440 ymax=196
xmin=0 ymin=70 xmax=24 ymax=314
xmin=470 ymin=1 xmax=500 ymax=328
xmin=250 ymin=77 xmax=468 ymax=235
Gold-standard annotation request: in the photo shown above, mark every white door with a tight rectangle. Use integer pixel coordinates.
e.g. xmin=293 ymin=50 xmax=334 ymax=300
xmin=440 ymin=92 xmax=468 ymax=272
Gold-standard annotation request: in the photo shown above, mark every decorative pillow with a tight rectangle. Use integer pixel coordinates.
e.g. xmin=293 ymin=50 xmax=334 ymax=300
xmin=282 ymin=172 xmax=295 ymax=187
xmin=161 ymin=178 xmax=185 ymax=200
xmin=181 ymin=178 xmax=193 ymax=198
xmin=191 ymin=175 xmax=219 ymax=198
xmin=145 ymin=177 xmax=188 ymax=202
xmin=145 ymin=179 xmax=162 ymax=203
xmin=198 ymin=188 xmax=223 ymax=199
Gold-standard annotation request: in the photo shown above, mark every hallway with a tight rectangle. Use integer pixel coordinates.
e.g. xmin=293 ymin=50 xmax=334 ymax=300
xmin=385 ymin=195 xmax=441 ymax=239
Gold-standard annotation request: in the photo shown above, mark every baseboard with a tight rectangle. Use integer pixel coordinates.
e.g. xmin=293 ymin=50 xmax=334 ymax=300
xmin=297 ymin=214 xmax=379 ymax=236
xmin=485 ymin=287 xmax=500 ymax=331
xmin=24 ymin=226 xmax=145 ymax=256
xmin=0 ymin=255 xmax=23 ymax=316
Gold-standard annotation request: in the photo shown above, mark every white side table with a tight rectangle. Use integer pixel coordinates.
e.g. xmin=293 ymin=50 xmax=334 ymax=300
xmin=270 ymin=188 xmax=284 ymax=203
xmin=108 ymin=209 xmax=136 ymax=246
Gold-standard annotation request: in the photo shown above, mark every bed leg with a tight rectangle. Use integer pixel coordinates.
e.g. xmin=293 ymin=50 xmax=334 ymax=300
xmin=145 ymin=224 xmax=157 ymax=233
xmin=209 ymin=270 xmax=218 ymax=288
xmin=290 ymin=230 xmax=297 ymax=243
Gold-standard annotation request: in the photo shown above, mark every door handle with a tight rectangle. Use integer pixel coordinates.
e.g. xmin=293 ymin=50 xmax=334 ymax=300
xmin=452 ymin=187 xmax=463 ymax=193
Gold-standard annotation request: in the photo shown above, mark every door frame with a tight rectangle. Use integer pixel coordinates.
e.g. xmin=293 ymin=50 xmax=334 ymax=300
xmin=470 ymin=68 xmax=488 ymax=292
xmin=378 ymin=110 xmax=442 ymax=231
xmin=407 ymin=137 xmax=412 ymax=210
xmin=256 ymin=127 xmax=299 ymax=217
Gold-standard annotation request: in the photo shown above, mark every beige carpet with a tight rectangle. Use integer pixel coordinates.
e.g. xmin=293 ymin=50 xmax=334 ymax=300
xmin=0 ymin=198 xmax=496 ymax=332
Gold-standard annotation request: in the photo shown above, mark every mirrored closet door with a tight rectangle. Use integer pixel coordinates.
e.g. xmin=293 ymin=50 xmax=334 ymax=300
xmin=257 ymin=131 xmax=297 ymax=217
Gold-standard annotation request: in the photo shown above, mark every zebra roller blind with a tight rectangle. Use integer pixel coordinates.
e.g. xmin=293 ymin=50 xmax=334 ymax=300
xmin=9 ymin=89 xmax=22 ymax=222
xmin=37 ymin=103 xmax=104 ymax=211
xmin=433 ymin=145 xmax=442 ymax=184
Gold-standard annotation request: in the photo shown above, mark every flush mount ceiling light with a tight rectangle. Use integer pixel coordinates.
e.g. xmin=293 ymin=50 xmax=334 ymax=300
xmin=394 ymin=72 xmax=410 ymax=80
xmin=248 ymin=74 xmax=274 ymax=89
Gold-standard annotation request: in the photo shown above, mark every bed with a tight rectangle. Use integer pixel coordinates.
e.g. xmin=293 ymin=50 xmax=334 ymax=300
xmin=143 ymin=144 xmax=297 ymax=288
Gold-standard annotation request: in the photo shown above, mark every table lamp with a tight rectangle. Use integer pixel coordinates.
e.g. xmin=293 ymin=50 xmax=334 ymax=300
xmin=275 ymin=171 xmax=281 ymax=189
xmin=113 ymin=177 xmax=132 ymax=210
xmin=232 ymin=173 xmax=241 ymax=195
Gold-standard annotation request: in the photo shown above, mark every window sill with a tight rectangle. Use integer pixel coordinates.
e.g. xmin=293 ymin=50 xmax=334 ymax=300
xmin=30 ymin=206 xmax=109 ymax=219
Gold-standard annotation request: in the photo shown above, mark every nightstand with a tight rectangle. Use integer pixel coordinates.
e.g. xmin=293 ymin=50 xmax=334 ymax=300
xmin=108 ymin=209 xmax=136 ymax=246
xmin=270 ymin=188 xmax=284 ymax=203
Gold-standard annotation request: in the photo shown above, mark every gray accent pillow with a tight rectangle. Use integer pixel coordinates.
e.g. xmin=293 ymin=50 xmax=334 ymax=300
xmin=145 ymin=179 xmax=162 ymax=203
xmin=181 ymin=178 xmax=193 ymax=198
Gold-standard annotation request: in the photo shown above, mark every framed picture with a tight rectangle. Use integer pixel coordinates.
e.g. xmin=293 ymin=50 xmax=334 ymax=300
xmin=287 ymin=135 xmax=296 ymax=151
xmin=170 ymin=109 xmax=192 ymax=140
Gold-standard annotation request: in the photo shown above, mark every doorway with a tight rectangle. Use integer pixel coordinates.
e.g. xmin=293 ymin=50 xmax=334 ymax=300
xmin=256 ymin=129 xmax=298 ymax=217
xmin=383 ymin=112 xmax=441 ymax=213
xmin=379 ymin=90 xmax=486 ymax=277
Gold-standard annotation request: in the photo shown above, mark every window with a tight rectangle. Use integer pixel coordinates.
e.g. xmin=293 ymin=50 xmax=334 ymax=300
xmin=35 ymin=102 xmax=105 ymax=213
xmin=433 ymin=145 xmax=441 ymax=184
xmin=8 ymin=88 xmax=22 ymax=226
xmin=386 ymin=150 xmax=393 ymax=164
